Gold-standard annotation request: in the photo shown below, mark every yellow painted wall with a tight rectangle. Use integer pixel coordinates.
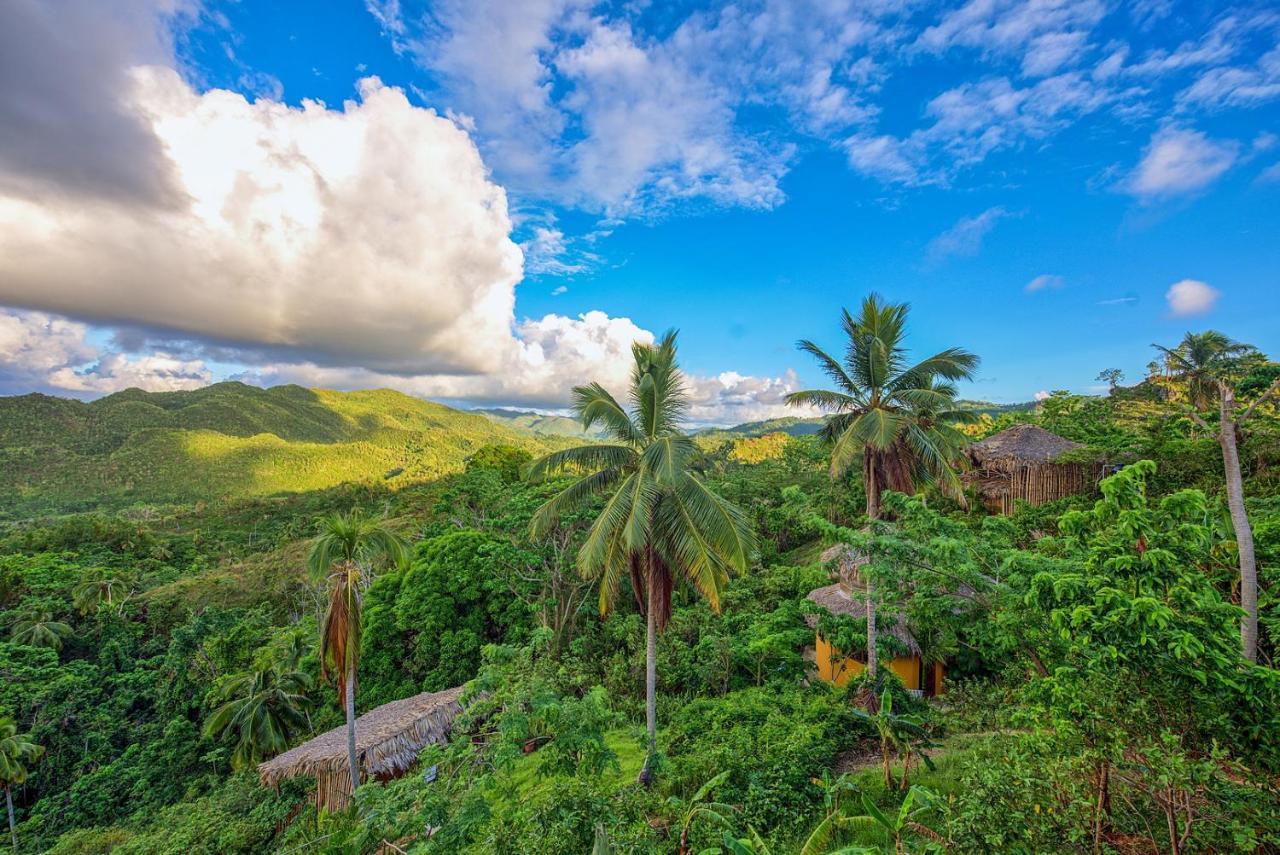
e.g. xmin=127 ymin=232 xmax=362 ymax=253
xmin=814 ymin=633 xmax=923 ymax=691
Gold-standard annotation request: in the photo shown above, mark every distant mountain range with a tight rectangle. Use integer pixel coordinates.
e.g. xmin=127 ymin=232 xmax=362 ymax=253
xmin=472 ymin=407 xmax=609 ymax=439
xmin=693 ymin=399 xmax=1035 ymax=442
xmin=479 ymin=399 xmax=1035 ymax=444
xmin=0 ymin=383 xmax=561 ymax=516
xmin=0 ymin=384 xmax=1037 ymax=517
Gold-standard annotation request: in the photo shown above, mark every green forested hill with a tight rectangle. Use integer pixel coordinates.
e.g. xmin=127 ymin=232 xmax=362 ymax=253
xmin=0 ymin=382 xmax=560 ymax=515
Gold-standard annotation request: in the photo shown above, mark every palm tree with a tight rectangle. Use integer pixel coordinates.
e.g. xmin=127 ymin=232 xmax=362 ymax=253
xmin=1154 ymin=331 xmax=1280 ymax=660
xmin=204 ymin=652 xmax=312 ymax=769
xmin=9 ymin=611 xmax=73 ymax=651
xmin=787 ymin=294 xmax=978 ymax=677
xmin=309 ymin=510 xmax=408 ymax=795
xmin=71 ymin=568 xmax=137 ymax=616
xmin=0 ymin=718 xmax=43 ymax=853
xmin=528 ymin=331 xmax=755 ymax=780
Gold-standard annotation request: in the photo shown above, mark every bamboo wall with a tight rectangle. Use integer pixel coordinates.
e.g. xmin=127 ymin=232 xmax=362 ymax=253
xmin=982 ymin=462 xmax=1093 ymax=515
xmin=315 ymin=768 xmax=355 ymax=812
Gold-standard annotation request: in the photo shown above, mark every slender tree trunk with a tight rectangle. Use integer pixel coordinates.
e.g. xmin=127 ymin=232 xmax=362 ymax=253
xmin=1219 ymin=383 xmax=1259 ymax=660
xmin=1164 ymin=786 xmax=1181 ymax=855
xmin=864 ymin=449 xmax=880 ymax=681
xmin=6 ymin=785 xmax=15 ymax=854
xmin=641 ymin=551 xmax=658 ymax=784
xmin=1092 ymin=761 xmax=1109 ymax=854
xmin=345 ymin=665 xmax=359 ymax=798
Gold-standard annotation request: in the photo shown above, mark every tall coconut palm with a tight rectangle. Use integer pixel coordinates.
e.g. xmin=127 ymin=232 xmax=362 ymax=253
xmin=204 ymin=655 xmax=312 ymax=769
xmin=528 ymin=331 xmax=755 ymax=780
xmin=787 ymin=294 xmax=978 ymax=679
xmin=9 ymin=612 xmax=73 ymax=652
xmin=0 ymin=718 xmax=42 ymax=853
xmin=1154 ymin=331 xmax=1280 ymax=660
xmin=308 ymin=510 xmax=408 ymax=796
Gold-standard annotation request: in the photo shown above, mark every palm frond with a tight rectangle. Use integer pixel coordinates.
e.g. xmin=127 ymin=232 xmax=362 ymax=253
xmin=796 ymin=339 xmax=859 ymax=394
xmin=529 ymin=466 xmax=627 ymax=537
xmin=641 ymin=434 xmax=697 ymax=485
xmin=786 ymin=389 xmax=859 ymax=412
xmin=526 ymin=444 xmax=638 ymax=481
xmin=572 ymin=383 xmax=643 ymax=445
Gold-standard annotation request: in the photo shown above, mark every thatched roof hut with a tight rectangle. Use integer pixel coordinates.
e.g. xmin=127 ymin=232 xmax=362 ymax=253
xmin=819 ymin=544 xmax=869 ymax=590
xmin=259 ymin=685 xmax=464 ymax=811
xmin=964 ymin=424 xmax=1094 ymax=514
xmin=803 ymin=583 xmax=922 ymax=656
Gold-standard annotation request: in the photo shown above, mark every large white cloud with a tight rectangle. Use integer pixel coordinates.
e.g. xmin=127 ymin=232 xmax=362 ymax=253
xmin=0 ymin=1 xmax=821 ymax=424
xmin=0 ymin=70 xmax=523 ymax=375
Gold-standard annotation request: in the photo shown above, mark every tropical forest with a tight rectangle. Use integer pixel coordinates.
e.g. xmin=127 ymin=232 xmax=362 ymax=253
xmin=1 ymin=296 xmax=1278 ymax=855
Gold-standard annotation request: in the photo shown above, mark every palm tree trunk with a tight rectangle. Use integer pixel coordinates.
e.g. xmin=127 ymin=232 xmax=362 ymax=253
xmin=1219 ymin=383 xmax=1259 ymax=661
xmin=864 ymin=449 xmax=880 ymax=680
xmin=345 ymin=665 xmax=359 ymax=798
xmin=642 ymin=560 xmax=658 ymax=783
xmin=6 ymin=785 xmax=15 ymax=854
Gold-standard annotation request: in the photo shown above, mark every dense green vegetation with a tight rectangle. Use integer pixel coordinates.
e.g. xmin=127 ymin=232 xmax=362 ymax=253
xmin=1 ymin=319 xmax=1278 ymax=853
xmin=0 ymin=383 xmax=563 ymax=516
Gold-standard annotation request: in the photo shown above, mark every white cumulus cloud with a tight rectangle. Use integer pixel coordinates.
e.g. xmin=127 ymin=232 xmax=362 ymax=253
xmin=1165 ymin=279 xmax=1219 ymax=317
xmin=0 ymin=308 xmax=209 ymax=396
xmin=1126 ymin=126 xmax=1238 ymax=199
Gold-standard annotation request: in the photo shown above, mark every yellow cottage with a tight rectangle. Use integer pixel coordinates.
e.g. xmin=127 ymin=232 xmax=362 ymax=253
xmin=804 ymin=546 xmax=944 ymax=696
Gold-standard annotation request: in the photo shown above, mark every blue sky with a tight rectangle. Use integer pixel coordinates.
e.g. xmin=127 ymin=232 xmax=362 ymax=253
xmin=0 ymin=1 xmax=1277 ymax=422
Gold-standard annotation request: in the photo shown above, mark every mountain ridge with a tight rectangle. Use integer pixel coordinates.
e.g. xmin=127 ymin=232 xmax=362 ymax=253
xmin=0 ymin=382 xmax=563 ymax=516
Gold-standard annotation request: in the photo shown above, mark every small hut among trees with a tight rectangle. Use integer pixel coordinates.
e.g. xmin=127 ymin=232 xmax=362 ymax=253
xmin=964 ymin=423 xmax=1095 ymax=514
xmin=258 ymin=686 xmax=464 ymax=811
xmin=804 ymin=546 xmax=944 ymax=696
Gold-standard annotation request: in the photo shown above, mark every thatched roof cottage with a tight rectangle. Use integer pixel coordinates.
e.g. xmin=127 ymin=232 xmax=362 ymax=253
xmin=804 ymin=546 xmax=943 ymax=696
xmin=964 ymin=424 xmax=1095 ymax=514
xmin=259 ymin=685 xmax=464 ymax=811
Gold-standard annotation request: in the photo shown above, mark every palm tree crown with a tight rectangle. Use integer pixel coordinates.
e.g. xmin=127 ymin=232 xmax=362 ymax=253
xmin=9 ymin=611 xmax=73 ymax=651
xmin=0 ymin=720 xmax=41 ymax=788
xmin=1153 ymin=330 xmax=1257 ymax=411
xmin=204 ymin=648 xmax=312 ymax=769
xmin=307 ymin=509 xmax=409 ymax=584
xmin=71 ymin=568 xmax=137 ymax=616
xmin=529 ymin=330 xmax=756 ymax=629
xmin=786 ymin=293 xmax=979 ymax=511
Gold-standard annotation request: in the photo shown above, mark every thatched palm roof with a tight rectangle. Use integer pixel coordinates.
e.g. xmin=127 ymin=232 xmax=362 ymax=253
xmin=259 ymin=686 xmax=464 ymax=788
xmin=804 ymin=583 xmax=922 ymax=655
xmin=966 ymin=424 xmax=1081 ymax=467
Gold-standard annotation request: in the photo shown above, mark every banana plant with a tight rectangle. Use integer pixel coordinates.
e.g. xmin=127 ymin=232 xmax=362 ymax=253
xmin=851 ymin=690 xmax=935 ymax=790
xmin=844 ymin=787 xmax=945 ymax=855
xmin=667 ymin=770 xmax=738 ymax=855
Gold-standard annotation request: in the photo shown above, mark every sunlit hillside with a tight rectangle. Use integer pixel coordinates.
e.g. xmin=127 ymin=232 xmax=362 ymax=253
xmin=0 ymin=382 xmax=563 ymax=515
